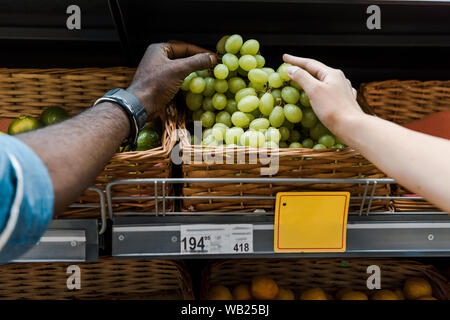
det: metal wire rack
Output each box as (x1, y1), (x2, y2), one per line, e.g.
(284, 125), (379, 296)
(105, 178), (448, 218)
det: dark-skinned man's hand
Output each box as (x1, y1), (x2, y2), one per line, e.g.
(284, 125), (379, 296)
(127, 41), (218, 119)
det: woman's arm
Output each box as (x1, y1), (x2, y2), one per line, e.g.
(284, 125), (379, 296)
(284, 54), (450, 213)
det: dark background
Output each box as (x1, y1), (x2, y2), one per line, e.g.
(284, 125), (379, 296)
(0, 0), (449, 85)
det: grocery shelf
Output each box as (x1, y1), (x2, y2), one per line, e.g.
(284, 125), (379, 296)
(13, 187), (106, 262)
(106, 178), (450, 259)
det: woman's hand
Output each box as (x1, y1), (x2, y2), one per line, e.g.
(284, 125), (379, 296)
(128, 41), (218, 118)
(283, 54), (365, 138)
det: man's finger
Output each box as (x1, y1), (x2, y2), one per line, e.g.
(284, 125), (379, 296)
(287, 66), (321, 94)
(166, 40), (215, 59)
(283, 54), (332, 81)
(174, 53), (216, 77)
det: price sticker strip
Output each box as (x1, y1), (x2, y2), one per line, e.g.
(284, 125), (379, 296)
(180, 224), (253, 255)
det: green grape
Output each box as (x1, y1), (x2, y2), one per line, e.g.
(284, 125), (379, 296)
(262, 67), (275, 75)
(269, 106), (285, 127)
(240, 130), (265, 147)
(240, 39), (260, 55)
(212, 93), (227, 110)
(300, 91), (311, 107)
(302, 138), (314, 149)
(181, 72), (197, 91)
(248, 82), (266, 92)
(192, 109), (203, 121)
(186, 92), (203, 111)
(301, 108), (318, 128)
(259, 92), (274, 116)
(214, 64), (229, 79)
(225, 99), (238, 114)
(237, 67), (248, 77)
(235, 87), (256, 102)
(333, 143), (345, 149)
(239, 55), (257, 71)
(310, 123), (330, 140)
(215, 111), (232, 127)
(228, 77), (246, 94)
(248, 69), (268, 84)
(249, 118), (270, 131)
(279, 141), (288, 148)
(216, 35), (230, 54)
(245, 113), (255, 123)
(203, 77), (216, 97)
(222, 53), (239, 71)
(225, 34), (243, 54)
(189, 76), (206, 94)
(289, 142), (302, 148)
(202, 96), (215, 111)
(196, 69), (211, 78)
(255, 54), (265, 68)
(289, 129), (301, 142)
(202, 135), (217, 146)
(283, 104), (303, 123)
(214, 122), (228, 131)
(203, 128), (213, 139)
(238, 95), (260, 112)
(214, 79), (228, 93)
(313, 143), (327, 150)
(200, 111), (215, 128)
(281, 86), (300, 104)
(279, 126), (290, 141)
(268, 73), (283, 88)
(277, 63), (292, 81)
(271, 89), (282, 101)
(225, 127), (244, 145)
(211, 127), (224, 141)
(281, 119), (294, 129)
(289, 80), (302, 91)
(318, 134), (335, 148)
(231, 111), (250, 128)
(264, 141), (279, 149)
(265, 127), (281, 143)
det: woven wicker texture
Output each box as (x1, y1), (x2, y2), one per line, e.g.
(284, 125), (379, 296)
(0, 257), (193, 300)
(179, 114), (390, 213)
(0, 68), (177, 217)
(201, 258), (449, 300)
(359, 80), (450, 212)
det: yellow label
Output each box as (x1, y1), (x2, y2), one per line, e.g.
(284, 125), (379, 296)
(274, 192), (350, 253)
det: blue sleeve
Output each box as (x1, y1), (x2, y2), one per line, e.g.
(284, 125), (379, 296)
(0, 134), (54, 263)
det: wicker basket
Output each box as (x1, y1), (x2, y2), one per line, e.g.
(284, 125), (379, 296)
(358, 80), (450, 212)
(0, 67), (177, 216)
(201, 258), (450, 300)
(0, 257), (193, 300)
(179, 114), (390, 213)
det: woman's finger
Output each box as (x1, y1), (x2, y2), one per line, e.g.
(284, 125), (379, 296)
(287, 66), (321, 94)
(283, 54), (332, 81)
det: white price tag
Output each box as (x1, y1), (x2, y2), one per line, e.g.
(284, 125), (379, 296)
(180, 224), (253, 255)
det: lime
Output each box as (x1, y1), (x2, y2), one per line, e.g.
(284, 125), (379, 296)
(40, 106), (68, 126)
(136, 127), (161, 151)
(8, 115), (43, 135)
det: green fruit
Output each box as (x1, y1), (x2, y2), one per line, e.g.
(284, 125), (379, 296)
(136, 127), (161, 151)
(40, 106), (68, 126)
(8, 115), (43, 135)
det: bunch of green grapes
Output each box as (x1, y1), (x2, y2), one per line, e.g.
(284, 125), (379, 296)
(182, 34), (346, 149)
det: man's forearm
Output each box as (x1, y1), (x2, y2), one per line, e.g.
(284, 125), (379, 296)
(18, 102), (130, 215)
(339, 114), (450, 212)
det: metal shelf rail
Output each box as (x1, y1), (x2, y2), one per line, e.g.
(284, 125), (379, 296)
(13, 186), (107, 262)
(105, 178), (450, 259)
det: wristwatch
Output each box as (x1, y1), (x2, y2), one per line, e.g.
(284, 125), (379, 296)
(93, 88), (147, 150)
